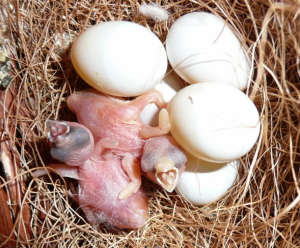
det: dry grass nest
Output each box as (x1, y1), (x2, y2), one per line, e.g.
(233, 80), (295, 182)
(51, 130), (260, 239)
(0, 0), (299, 247)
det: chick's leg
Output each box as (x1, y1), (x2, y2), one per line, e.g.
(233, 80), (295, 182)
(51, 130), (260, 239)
(140, 108), (171, 138)
(118, 155), (142, 200)
(121, 90), (166, 120)
(32, 164), (79, 180)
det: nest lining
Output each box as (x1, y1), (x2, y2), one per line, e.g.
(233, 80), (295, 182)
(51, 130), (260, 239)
(0, 0), (299, 247)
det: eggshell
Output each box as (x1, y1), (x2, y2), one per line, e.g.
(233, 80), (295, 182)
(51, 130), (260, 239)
(71, 21), (168, 97)
(166, 12), (251, 90)
(139, 72), (185, 125)
(168, 83), (260, 163)
(176, 156), (239, 205)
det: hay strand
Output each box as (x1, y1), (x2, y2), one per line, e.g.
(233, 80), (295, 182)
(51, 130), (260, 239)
(0, 0), (299, 247)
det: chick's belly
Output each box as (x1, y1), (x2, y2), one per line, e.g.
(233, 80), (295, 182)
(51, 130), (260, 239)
(78, 159), (147, 227)
(79, 159), (129, 205)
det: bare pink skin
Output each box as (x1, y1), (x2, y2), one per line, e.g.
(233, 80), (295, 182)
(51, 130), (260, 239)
(78, 158), (147, 229)
(67, 90), (167, 157)
(38, 121), (148, 229)
(66, 90), (187, 193)
(34, 91), (187, 229)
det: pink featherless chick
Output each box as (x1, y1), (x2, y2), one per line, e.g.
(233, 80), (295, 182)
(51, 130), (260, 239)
(34, 120), (148, 229)
(67, 90), (187, 196)
(34, 90), (187, 230)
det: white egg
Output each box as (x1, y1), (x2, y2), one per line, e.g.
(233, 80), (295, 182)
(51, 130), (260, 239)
(139, 72), (185, 125)
(166, 12), (251, 90)
(168, 83), (260, 163)
(71, 21), (168, 97)
(176, 155), (239, 205)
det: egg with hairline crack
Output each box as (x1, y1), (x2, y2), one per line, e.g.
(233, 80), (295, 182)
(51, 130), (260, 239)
(168, 82), (260, 163)
(166, 12), (251, 90)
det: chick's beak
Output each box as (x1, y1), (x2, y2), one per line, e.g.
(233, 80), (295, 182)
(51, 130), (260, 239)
(46, 120), (70, 143)
(154, 157), (179, 192)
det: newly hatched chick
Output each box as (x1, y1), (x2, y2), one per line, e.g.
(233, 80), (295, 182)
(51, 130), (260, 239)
(35, 90), (187, 229)
(67, 90), (187, 196)
(38, 120), (149, 229)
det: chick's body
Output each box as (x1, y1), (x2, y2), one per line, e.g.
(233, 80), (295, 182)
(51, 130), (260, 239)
(78, 154), (148, 229)
(42, 90), (187, 229)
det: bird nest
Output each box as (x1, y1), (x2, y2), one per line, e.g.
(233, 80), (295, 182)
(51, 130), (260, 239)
(0, 0), (299, 247)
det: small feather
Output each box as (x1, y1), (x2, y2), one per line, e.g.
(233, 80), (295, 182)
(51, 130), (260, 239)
(138, 3), (169, 22)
